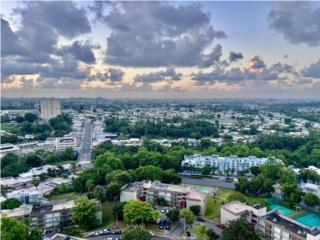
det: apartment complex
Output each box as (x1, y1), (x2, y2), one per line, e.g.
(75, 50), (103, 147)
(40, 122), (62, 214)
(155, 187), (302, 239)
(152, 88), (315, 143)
(120, 181), (207, 214)
(220, 202), (320, 240)
(55, 136), (78, 152)
(1, 199), (102, 230)
(182, 154), (280, 173)
(221, 201), (267, 227)
(262, 211), (320, 240)
(40, 99), (61, 120)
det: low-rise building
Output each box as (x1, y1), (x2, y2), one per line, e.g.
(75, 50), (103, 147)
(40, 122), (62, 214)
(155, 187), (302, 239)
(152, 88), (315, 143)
(55, 137), (77, 152)
(221, 201), (267, 228)
(0, 143), (21, 158)
(300, 183), (320, 198)
(261, 211), (320, 240)
(120, 181), (207, 214)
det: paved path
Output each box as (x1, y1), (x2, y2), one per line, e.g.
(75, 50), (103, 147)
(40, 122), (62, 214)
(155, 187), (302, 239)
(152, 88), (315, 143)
(181, 176), (235, 189)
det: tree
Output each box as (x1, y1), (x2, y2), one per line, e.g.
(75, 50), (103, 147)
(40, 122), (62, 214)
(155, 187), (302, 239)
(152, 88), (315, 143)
(1, 198), (22, 210)
(162, 169), (181, 184)
(135, 165), (163, 181)
(24, 113), (38, 123)
(227, 192), (246, 203)
(304, 193), (320, 208)
(25, 154), (43, 167)
(281, 183), (304, 207)
(105, 182), (121, 201)
(28, 228), (42, 240)
(198, 224), (207, 240)
(250, 166), (261, 176)
(123, 199), (160, 225)
(32, 178), (40, 190)
(180, 208), (195, 232)
(1, 217), (28, 240)
(202, 165), (212, 175)
(189, 205), (201, 216)
(64, 147), (74, 161)
(122, 226), (151, 240)
(113, 202), (127, 221)
(221, 219), (261, 240)
(72, 196), (98, 230)
(1, 153), (19, 169)
(106, 170), (132, 186)
(95, 152), (124, 174)
(166, 208), (180, 223)
(93, 185), (106, 202)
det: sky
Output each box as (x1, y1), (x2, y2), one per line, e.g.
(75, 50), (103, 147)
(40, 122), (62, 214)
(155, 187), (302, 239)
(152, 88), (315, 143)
(1, 1), (320, 99)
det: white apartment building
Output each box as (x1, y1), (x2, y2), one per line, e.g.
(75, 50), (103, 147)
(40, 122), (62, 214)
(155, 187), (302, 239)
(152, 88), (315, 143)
(182, 154), (280, 174)
(55, 137), (77, 152)
(40, 99), (61, 120)
(221, 201), (267, 227)
(300, 183), (320, 198)
(0, 143), (21, 158)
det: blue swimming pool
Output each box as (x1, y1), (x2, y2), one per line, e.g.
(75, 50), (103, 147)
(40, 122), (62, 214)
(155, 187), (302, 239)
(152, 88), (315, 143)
(267, 198), (294, 216)
(294, 213), (320, 227)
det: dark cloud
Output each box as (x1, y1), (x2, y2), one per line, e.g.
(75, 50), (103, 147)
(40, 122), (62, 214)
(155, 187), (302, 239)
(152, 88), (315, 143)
(302, 59), (320, 78)
(268, 2), (320, 46)
(100, 2), (226, 67)
(56, 41), (96, 64)
(1, 2), (92, 88)
(89, 68), (125, 82)
(134, 68), (182, 83)
(192, 59), (295, 85)
(229, 51), (244, 62)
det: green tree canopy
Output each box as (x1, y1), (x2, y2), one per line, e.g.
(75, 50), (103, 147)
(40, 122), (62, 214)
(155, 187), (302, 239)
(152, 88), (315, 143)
(72, 196), (98, 230)
(122, 226), (151, 240)
(222, 219), (261, 240)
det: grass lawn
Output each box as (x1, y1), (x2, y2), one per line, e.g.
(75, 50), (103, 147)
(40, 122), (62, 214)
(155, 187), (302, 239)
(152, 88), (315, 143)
(101, 200), (117, 227)
(47, 192), (81, 201)
(205, 188), (234, 222)
(205, 188), (267, 222)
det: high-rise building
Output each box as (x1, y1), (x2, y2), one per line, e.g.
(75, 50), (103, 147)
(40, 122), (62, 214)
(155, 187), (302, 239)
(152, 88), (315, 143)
(40, 99), (61, 120)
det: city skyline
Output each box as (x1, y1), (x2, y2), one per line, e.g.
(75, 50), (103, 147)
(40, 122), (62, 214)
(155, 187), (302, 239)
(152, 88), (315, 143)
(1, 1), (320, 99)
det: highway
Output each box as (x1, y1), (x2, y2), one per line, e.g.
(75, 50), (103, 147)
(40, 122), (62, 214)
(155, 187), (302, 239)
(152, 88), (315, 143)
(78, 120), (93, 168)
(181, 176), (235, 189)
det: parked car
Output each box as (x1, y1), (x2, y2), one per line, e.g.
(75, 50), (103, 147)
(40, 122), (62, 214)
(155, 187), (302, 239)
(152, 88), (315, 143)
(196, 216), (205, 221)
(217, 223), (225, 229)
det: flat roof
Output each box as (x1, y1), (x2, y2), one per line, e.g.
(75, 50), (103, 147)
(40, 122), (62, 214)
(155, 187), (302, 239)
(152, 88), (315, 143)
(222, 201), (251, 215)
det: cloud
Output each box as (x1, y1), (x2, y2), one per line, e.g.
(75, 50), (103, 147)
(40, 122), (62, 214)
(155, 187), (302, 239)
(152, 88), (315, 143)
(134, 67), (182, 83)
(56, 41), (96, 64)
(302, 59), (320, 78)
(99, 2), (226, 67)
(192, 57), (296, 85)
(229, 51), (244, 62)
(89, 68), (125, 83)
(268, 2), (320, 46)
(1, 2), (92, 88)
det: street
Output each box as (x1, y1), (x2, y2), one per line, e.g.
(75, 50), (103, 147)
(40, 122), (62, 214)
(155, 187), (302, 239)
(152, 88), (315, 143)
(78, 120), (93, 168)
(181, 176), (235, 189)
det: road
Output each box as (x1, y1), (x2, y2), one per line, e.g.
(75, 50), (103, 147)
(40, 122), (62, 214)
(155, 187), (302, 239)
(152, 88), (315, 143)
(78, 120), (93, 168)
(181, 176), (235, 189)
(87, 235), (170, 240)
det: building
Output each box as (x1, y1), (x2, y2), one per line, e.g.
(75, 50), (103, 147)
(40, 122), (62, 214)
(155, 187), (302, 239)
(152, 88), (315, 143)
(0, 143), (21, 158)
(182, 154), (281, 174)
(120, 181), (207, 214)
(1, 199), (102, 230)
(261, 211), (320, 240)
(50, 233), (86, 240)
(300, 183), (320, 198)
(221, 201), (267, 228)
(40, 99), (61, 120)
(55, 137), (77, 152)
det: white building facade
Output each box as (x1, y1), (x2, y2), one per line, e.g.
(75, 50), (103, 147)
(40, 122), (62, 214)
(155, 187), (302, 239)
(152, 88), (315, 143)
(40, 99), (61, 120)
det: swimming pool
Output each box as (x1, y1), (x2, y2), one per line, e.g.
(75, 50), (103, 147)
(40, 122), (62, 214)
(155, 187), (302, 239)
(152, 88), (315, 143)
(270, 203), (294, 215)
(267, 198), (294, 215)
(294, 213), (320, 227)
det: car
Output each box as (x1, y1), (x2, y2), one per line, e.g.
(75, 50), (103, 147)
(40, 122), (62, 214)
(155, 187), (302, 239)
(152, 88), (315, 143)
(160, 208), (166, 213)
(196, 216), (205, 221)
(217, 224), (225, 229)
(107, 238), (113, 240)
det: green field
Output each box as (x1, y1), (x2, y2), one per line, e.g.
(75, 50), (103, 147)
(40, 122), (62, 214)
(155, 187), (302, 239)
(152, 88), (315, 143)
(1, 123), (18, 133)
(47, 192), (81, 201)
